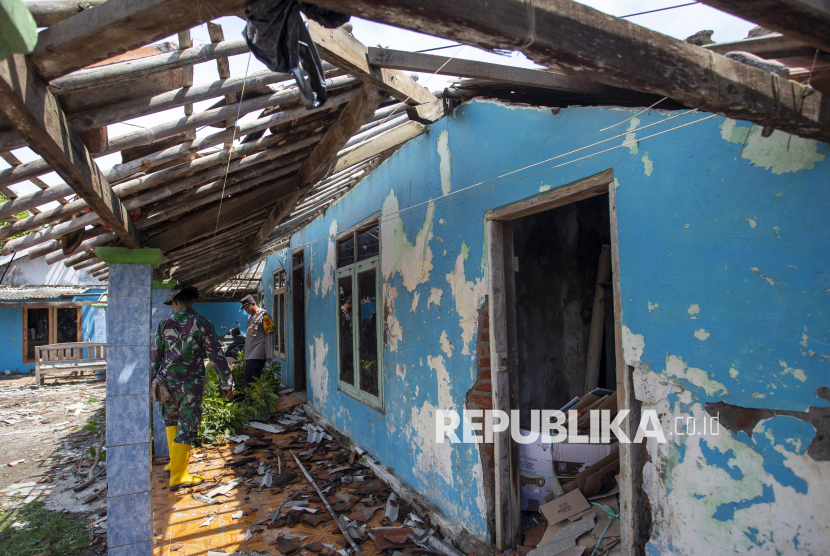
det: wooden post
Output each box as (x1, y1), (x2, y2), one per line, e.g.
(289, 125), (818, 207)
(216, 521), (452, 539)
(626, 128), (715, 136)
(584, 244), (612, 392)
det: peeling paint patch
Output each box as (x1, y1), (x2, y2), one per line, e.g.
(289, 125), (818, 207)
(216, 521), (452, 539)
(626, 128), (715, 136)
(622, 325), (644, 365)
(381, 190), (436, 292)
(409, 401), (455, 487)
(428, 354), (455, 411)
(688, 304), (700, 317)
(729, 368), (739, 379)
(411, 291), (420, 312)
(721, 119), (825, 174)
(624, 117), (640, 154)
(446, 254), (486, 356)
(440, 330), (453, 357)
(539, 184), (551, 192)
(694, 329), (710, 341)
(321, 220), (337, 297)
(747, 218), (757, 228)
(437, 129), (452, 196)
(648, 301), (658, 312)
(428, 287), (443, 307)
(779, 360), (807, 382)
(384, 283), (402, 352)
(665, 354), (727, 395)
(642, 152), (653, 176)
(396, 364), (406, 379)
(308, 334), (329, 408)
(750, 267), (777, 286)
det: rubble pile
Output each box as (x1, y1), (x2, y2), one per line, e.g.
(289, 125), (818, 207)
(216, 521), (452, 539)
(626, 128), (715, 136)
(519, 389), (622, 556)
(154, 398), (470, 556)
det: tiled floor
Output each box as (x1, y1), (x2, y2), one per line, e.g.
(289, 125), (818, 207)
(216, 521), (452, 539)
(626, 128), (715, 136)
(151, 394), (386, 556)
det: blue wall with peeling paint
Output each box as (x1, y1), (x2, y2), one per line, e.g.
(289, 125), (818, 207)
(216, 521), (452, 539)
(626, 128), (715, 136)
(261, 100), (830, 551)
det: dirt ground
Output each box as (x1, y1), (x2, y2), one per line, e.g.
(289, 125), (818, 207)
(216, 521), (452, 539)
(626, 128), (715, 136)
(0, 373), (109, 552)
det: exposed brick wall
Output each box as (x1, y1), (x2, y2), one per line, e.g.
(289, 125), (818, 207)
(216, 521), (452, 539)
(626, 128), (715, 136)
(465, 296), (495, 542)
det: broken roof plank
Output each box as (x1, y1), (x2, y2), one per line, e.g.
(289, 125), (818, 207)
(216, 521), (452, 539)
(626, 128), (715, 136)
(30, 0), (247, 79)
(368, 47), (609, 94)
(696, 0), (830, 54)
(702, 33), (818, 59)
(301, 0), (830, 143)
(0, 54), (139, 249)
(308, 21), (437, 105)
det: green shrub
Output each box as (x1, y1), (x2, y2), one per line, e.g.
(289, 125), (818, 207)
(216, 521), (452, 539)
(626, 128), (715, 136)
(243, 363), (281, 420)
(198, 365), (248, 445)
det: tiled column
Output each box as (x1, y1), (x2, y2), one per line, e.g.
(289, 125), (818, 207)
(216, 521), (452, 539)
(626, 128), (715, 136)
(150, 281), (176, 458)
(97, 248), (162, 556)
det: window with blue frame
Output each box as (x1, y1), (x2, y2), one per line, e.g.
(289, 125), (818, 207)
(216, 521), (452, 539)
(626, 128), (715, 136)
(336, 221), (382, 410)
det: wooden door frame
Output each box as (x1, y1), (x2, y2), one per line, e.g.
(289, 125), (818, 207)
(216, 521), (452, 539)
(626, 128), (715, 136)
(485, 169), (645, 552)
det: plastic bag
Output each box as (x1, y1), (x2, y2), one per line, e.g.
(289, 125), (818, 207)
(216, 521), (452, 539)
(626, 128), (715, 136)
(244, 0), (350, 109)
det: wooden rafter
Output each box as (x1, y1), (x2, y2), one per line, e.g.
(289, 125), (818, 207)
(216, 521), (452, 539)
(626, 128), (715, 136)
(301, 0), (830, 142)
(696, 0), (830, 54)
(368, 47), (609, 93)
(0, 54), (139, 248)
(29, 0), (247, 79)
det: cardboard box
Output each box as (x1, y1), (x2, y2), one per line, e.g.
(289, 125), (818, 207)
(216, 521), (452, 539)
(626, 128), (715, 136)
(520, 453), (555, 511)
(550, 440), (618, 475)
(540, 489), (591, 524)
(518, 429), (554, 461)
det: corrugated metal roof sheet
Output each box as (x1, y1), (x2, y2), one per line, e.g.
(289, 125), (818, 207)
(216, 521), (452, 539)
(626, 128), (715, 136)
(0, 285), (94, 300)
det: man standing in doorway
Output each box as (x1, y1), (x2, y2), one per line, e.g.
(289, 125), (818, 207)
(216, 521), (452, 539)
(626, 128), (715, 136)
(240, 294), (275, 384)
(151, 282), (234, 490)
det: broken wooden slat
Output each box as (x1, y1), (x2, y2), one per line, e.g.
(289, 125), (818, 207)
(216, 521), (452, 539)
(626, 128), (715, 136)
(583, 245), (612, 392)
(300, 0), (830, 143)
(331, 120), (425, 174)
(0, 54), (139, 249)
(368, 47), (609, 94)
(308, 21), (436, 105)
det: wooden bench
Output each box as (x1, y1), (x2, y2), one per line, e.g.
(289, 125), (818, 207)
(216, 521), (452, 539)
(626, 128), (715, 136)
(35, 342), (107, 385)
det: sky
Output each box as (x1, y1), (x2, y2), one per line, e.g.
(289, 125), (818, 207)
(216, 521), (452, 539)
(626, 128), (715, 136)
(3, 1), (759, 210)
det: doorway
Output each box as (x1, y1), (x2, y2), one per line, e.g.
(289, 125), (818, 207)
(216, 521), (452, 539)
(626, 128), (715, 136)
(23, 306), (82, 362)
(292, 250), (307, 392)
(486, 170), (647, 552)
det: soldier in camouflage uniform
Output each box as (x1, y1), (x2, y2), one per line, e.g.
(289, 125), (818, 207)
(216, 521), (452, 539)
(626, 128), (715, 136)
(151, 282), (234, 490)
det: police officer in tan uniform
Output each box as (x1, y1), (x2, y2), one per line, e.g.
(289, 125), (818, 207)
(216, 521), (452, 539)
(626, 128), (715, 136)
(240, 294), (275, 383)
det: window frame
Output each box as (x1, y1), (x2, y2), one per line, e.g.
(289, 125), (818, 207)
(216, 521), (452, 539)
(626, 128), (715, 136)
(335, 221), (384, 411)
(272, 270), (287, 360)
(22, 306), (83, 363)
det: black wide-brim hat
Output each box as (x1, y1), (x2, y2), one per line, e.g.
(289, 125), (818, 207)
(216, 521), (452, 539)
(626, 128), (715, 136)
(164, 282), (199, 305)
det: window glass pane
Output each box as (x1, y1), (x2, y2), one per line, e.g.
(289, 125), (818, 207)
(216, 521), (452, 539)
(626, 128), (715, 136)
(338, 236), (355, 268)
(26, 308), (50, 360)
(56, 308), (78, 343)
(338, 276), (354, 386)
(357, 268), (379, 397)
(278, 293), (285, 354)
(357, 225), (379, 261)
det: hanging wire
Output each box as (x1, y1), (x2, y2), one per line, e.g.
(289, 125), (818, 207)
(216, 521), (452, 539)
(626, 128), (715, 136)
(620, 2), (698, 18)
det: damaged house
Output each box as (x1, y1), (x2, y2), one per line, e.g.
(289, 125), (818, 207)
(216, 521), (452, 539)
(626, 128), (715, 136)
(1, 0), (829, 555)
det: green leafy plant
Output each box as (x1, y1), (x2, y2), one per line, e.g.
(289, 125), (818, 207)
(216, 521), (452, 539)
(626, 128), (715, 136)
(243, 363), (281, 420)
(230, 348), (246, 388)
(198, 366), (248, 445)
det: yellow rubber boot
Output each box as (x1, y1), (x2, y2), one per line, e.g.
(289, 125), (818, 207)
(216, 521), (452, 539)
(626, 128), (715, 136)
(163, 426), (177, 471)
(168, 442), (204, 491)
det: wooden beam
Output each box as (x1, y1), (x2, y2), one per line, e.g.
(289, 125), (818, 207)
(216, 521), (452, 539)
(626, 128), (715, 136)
(23, 1), (107, 27)
(331, 119), (424, 174)
(696, 0), (830, 54)
(308, 20), (437, 105)
(405, 99), (448, 124)
(29, 0), (247, 79)
(368, 47), (609, 93)
(300, 84), (385, 185)
(301, 0), (830, 142)
(702, 33), (817, 59)
(0, 54), (139, 248)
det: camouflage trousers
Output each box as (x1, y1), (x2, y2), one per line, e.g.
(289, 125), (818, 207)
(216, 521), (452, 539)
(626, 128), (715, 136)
(157, 375), (204, 445)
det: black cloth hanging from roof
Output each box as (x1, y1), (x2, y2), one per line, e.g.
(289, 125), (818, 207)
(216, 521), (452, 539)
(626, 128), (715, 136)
(243, 0), (350, 109)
